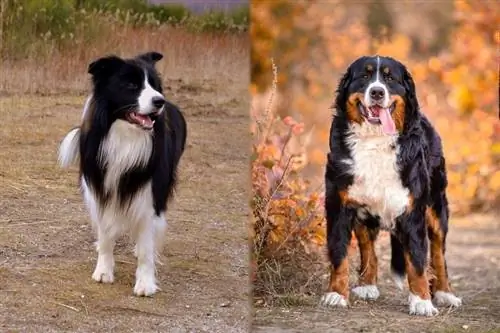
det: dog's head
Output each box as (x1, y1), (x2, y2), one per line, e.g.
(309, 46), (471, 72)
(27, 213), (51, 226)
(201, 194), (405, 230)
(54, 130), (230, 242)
(87, 51), (165, 131)
(335, 55), (418, 134)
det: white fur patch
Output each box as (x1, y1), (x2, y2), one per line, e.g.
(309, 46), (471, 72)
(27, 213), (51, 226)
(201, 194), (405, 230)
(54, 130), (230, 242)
(346, 122), (410, 230)
(320, 292), (348, 307)
(138, 71), (164, 115)
(58, 128), (80, 168)
(100, 120), (153, 193)
(364, 56), (390, 108)
(81, 94), (93, 120)
(408, 293), (438, 316)
(433, 291), (462, 307)
(352, 285), (380, 300)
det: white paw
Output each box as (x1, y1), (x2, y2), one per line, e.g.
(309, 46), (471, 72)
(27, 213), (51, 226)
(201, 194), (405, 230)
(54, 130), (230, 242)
(320, 292), (348, 307)
(352, 285), (380, 300)
(409, 293), (439, 316)
(434, 291), (462, 307)
(133, 276), (158, 297)
(92, 265), (114, 283)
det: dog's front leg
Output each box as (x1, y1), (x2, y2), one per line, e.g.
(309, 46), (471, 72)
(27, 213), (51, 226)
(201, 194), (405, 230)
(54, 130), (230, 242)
(320, 188), (356, 307)
(133, 218), (159, 297)
(92, 222), (117, 283)
(397, 205), (438, 316)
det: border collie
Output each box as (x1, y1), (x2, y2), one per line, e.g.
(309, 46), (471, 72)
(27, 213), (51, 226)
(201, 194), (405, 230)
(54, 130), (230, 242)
(320, 56), (462, 315)
(58, 51), (187, 296)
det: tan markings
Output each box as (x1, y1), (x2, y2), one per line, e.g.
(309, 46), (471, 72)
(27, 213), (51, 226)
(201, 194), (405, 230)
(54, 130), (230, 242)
(81, 98), (96, 134)
(339, 189), (359, 207)
(366, 64), (373, 72)
(383, 66), (390, 74)
(346, 92), (364, 124)
(354, 223), (378, 285)
(390, 95), (405, 132)
(426, 206), (452, 293)
(327, 257), (350, 299)
(404, 251), (431, 300)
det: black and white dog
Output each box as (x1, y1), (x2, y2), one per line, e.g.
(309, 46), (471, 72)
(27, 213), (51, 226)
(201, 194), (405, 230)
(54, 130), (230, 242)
(321, 56), (461, 315)
(58, 51), (187, 296)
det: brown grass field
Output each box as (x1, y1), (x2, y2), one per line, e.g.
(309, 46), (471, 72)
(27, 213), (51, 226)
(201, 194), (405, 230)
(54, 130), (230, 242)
(0, 28), (250, 332)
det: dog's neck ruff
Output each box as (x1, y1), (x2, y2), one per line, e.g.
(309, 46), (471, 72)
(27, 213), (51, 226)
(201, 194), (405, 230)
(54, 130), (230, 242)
(345, 122), (410, 230)
(99, 120), (153, 194)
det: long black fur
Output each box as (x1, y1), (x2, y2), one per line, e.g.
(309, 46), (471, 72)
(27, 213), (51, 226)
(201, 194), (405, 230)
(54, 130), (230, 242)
(79, 52), (187, 216)
(325, 56), (450, 281)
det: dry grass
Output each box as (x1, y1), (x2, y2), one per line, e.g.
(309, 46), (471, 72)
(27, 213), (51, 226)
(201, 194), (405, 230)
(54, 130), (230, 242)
(0, 18), (250, 331)
(0, 26), (248, 94)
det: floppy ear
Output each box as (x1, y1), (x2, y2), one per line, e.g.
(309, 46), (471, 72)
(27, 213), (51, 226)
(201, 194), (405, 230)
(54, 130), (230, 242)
(88, 55), (124, 76)
(333, 67), (352, 113)
(402, 65), (419, 113)
(137, 51), (163, 65)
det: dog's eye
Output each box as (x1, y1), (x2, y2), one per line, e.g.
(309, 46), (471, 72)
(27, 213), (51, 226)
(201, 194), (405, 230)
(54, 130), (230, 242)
(384, 74), (393, 82)
(362, 74), (369, 79)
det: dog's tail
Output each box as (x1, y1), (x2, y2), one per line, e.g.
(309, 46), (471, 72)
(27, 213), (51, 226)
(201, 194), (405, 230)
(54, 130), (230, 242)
(58, 127), (81, 168)
(390, 234), (406, 290)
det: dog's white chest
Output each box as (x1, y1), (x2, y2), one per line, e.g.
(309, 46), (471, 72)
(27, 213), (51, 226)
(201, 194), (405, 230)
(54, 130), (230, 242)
(346, 125), (410, 229)
(100, 120), (153, 192)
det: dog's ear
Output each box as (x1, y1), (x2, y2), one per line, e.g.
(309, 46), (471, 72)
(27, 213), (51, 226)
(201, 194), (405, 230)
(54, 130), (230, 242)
(333, 67), (352, 113)
(88, 55), (124, 77)
(137, 52), (163, 65)
(402, 64), (419, 113)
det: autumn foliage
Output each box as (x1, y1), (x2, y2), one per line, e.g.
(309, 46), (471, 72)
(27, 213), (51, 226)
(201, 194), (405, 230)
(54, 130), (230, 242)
(250, 0), (499, 297)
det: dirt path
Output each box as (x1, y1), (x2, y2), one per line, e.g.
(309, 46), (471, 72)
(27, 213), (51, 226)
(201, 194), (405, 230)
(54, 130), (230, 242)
(252, 214), (500, 333)
(0, 76), (249, 332)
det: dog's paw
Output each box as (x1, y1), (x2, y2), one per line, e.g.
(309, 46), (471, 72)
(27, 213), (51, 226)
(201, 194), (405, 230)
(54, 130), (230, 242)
(352, 285), (380, 301)
(320, 292), (348, 307)
(434, 291), (462, 307)
(92, 265), (114, 283)
(409, 293), (439, 316)
(133, 276), (158, 297)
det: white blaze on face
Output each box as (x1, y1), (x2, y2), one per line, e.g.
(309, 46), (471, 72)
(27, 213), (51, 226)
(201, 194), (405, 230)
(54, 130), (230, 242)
(364, 56), (390, 108)
(137, 71), (164, 115)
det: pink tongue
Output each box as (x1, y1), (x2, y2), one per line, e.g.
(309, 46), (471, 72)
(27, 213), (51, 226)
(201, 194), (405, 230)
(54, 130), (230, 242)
(379, 107), (397, 135)
(131, 113), (153, 128)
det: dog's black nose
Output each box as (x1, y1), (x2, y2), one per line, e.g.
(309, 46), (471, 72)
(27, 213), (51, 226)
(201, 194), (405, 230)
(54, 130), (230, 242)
(369, 87), (385, 101)
(152, 96), (165, 109)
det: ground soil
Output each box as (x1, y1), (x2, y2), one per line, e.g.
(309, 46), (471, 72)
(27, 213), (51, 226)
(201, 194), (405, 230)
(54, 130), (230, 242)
(0, 76), (250, 332)
(252, 214), (500, 333)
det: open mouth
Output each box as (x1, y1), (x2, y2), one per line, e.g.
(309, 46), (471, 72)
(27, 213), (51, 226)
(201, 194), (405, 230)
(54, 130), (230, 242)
(357, 101), (397, 135)
(357, 102), (396, 124)
(126, 111), (160, 130)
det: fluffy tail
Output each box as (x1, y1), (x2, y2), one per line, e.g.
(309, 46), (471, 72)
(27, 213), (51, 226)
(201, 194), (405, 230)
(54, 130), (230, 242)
(390, 234), (406, 290)
(58, 127), (81, 168)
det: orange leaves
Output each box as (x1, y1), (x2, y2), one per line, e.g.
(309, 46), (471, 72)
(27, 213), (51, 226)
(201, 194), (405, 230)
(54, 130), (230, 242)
(252, 0), (499, 258)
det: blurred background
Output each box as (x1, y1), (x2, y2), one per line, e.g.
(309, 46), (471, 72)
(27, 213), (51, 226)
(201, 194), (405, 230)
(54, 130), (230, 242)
(0, 0), (248, 93)
(250, 0), (499, 311)
(251, 0), (498, 214)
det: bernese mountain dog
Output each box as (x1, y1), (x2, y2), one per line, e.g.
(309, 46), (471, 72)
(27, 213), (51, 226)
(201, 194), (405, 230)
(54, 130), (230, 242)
(58, 51), (187, 297)
(320, 56), (462, 316)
